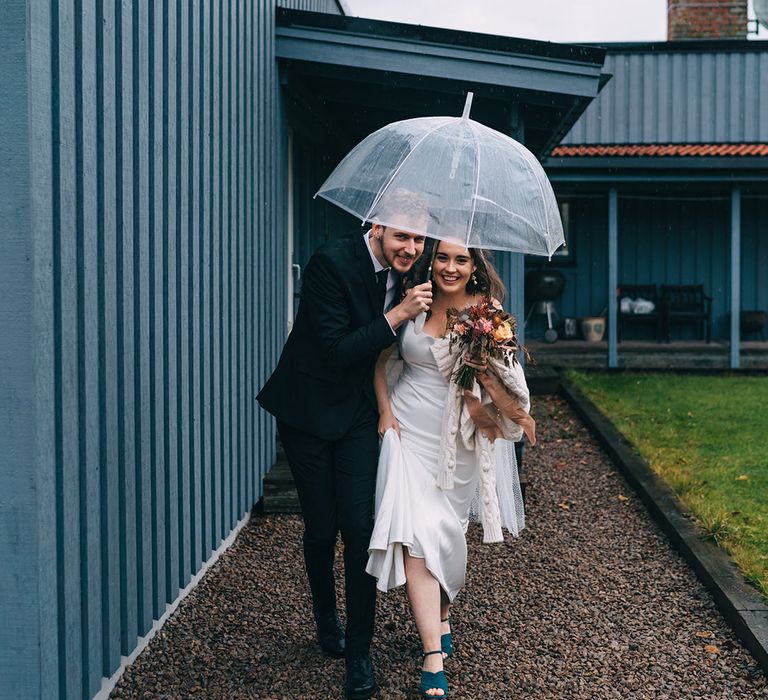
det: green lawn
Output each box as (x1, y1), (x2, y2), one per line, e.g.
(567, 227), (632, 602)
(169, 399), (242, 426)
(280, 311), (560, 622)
(565, 370), (768, 597)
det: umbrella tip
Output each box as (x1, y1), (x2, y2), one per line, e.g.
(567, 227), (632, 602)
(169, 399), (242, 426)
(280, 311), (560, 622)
(462, 92), (474, 120)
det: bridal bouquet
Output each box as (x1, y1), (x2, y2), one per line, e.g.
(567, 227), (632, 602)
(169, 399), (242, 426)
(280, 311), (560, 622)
(447, 297), (520, 389)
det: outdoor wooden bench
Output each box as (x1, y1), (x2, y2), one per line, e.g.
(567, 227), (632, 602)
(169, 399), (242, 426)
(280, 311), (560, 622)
(661, 284), (713, 343)
(617, 284), (663, 341)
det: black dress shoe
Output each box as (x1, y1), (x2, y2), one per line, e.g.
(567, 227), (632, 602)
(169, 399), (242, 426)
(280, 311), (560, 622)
(345, 655), (379, 699)
(315, 609), (345, 658)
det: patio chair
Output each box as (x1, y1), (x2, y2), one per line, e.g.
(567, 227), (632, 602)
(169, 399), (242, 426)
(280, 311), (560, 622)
(617, 284), (662, 341)
(661, 284), (712, 343)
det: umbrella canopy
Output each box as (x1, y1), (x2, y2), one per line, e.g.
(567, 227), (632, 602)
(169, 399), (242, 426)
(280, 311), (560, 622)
(316, 94), (564, 257)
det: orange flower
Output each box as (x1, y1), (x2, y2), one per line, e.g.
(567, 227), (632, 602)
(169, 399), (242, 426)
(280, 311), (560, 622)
(492, 321), (513, 342)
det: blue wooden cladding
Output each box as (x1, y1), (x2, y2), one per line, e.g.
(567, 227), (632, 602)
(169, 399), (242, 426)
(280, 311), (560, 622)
(543, 190), (768, 341)
(277, 0), (344, 12)
(1, 1), (290, 697)
(563, 46), (768, 145)
(1, 1), (38, 698)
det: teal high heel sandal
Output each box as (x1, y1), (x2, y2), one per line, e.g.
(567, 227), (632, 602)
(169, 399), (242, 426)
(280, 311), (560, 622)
(440, 617), (453, 659)
(420, 650), (448, 698)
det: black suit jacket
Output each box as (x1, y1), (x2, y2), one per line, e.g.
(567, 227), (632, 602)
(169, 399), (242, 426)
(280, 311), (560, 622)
(257, 233), (399, 441)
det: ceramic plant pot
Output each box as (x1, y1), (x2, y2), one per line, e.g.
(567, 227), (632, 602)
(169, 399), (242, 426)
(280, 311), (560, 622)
(581, 316), (606, 342)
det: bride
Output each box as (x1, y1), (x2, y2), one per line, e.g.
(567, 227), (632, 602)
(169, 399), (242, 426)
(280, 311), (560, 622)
(366, 239), (535, 698)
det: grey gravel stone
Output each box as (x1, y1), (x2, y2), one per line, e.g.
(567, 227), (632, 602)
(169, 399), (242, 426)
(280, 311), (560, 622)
(111, 396), (767, 699)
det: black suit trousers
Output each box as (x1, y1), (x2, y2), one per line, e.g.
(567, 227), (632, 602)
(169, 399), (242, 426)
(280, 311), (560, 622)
(277, 395), (379, 656)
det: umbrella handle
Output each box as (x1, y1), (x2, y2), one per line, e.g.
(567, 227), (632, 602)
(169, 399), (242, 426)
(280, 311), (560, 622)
(425, 241), (440, 284)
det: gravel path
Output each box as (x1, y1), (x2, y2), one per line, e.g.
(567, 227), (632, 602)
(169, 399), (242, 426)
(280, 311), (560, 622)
(112, 396), (767, 699)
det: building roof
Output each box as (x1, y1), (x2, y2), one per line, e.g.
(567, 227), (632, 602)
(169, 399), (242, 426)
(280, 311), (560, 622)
(551, 143), (768, 157)
(276, 9), (608, 157)
(278, 9), (606, 65)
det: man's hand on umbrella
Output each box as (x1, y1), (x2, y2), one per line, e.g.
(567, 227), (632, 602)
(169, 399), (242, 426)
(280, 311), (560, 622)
(387, 282), (433, 328)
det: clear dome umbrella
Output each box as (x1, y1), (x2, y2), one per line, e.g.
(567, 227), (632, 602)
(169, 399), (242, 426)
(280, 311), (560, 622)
(315, 93), (564, 257)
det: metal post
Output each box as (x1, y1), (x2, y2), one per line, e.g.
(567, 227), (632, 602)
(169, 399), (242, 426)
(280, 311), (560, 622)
(608, 188), (618, 368)
(510, 252), (525, 354)
(730, 186), (741, 369)
(508, 103), (526, 363)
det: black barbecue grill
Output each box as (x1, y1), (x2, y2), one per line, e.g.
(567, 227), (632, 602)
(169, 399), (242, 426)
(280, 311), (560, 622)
(524, 268), (565, 342)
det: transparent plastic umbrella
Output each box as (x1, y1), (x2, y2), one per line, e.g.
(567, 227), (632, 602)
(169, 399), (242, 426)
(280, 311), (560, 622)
(315, 93), (564, 257)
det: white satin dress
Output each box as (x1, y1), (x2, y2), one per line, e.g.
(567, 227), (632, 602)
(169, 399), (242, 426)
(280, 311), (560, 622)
(366, 317), (479, 601)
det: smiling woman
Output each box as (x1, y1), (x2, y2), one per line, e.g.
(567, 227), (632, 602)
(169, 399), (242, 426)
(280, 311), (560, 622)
(432, 244), (475, 293)
(368, 236), (532, 698)
(407, 240), (507, 305)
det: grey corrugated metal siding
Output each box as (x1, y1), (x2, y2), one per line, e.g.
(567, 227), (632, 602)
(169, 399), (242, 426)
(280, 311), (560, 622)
(2, 1), (288, 697)
(563, 49), (768, 144)
(277, 0), (344, 13)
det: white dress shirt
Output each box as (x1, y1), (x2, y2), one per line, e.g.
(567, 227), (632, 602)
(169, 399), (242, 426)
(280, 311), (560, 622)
(364, 231), (397, 335)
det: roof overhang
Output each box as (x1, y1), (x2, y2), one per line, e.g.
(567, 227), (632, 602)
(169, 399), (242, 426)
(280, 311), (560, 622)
(276, 9), (608, 158)
(545, 148), (768, 183)
(546, 155), (768, 171)
(547, 166), (768, 184)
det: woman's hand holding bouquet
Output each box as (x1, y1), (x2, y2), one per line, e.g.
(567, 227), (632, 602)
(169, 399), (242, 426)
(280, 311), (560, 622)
(475, 370), (536, 446)
(448, 298), (536, 446)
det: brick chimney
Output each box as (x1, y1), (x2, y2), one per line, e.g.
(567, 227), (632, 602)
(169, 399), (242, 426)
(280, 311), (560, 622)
(668, 0), (748, 39)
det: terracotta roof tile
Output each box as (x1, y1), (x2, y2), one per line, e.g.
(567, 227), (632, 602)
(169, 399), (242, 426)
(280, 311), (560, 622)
(550, 143), (768, 158)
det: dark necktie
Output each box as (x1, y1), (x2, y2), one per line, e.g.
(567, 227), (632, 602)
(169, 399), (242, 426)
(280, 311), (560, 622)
(376, 269), (389, 308)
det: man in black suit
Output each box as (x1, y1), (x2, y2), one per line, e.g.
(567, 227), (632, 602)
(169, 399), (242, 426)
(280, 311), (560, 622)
(258, 201), (432, 699)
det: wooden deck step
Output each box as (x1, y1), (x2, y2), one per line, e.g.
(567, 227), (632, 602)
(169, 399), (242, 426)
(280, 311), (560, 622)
(526, 339), (768, 370)
(262, 442), (301, 514)
(526, 364), (560, 395)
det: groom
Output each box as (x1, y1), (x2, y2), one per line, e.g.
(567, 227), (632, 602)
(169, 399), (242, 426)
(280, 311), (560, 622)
(258, 193), (431, 699)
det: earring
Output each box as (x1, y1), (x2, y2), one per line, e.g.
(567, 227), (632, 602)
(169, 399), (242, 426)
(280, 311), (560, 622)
(471, 272), (478, 288)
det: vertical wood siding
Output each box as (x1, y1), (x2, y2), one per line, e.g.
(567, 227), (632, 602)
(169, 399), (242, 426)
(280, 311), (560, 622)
(277, 0), (344, 13)
(1, 1), (38, 697)
(563, 49), (768, 144)
(543, 191), (767, 341)
(741, 195), (768, 315)
(10, 1), (288, 697)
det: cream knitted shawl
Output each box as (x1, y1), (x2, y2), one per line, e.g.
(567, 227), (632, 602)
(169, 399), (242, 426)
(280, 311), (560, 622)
(430, 336), (530, 543)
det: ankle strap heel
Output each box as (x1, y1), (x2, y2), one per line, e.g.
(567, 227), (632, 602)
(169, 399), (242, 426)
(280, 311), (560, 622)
(420, 650), (448, 698)
(440, 618), (453, 659)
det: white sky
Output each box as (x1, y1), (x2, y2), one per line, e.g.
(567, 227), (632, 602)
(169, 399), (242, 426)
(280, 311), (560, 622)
(343, 0), (768, 43)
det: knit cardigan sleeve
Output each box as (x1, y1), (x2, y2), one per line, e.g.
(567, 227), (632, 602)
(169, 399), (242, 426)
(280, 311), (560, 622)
(485, 354), (530, 443)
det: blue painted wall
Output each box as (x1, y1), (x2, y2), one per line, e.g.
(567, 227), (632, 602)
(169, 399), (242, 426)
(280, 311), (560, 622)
(278, 0), (344, 12)
(742, 195), (768, 317)
(1, 1), (292, 697)
(0, 1), (38, 698)
(531, 189), (768, 341)
(563, 45), (768, 145)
